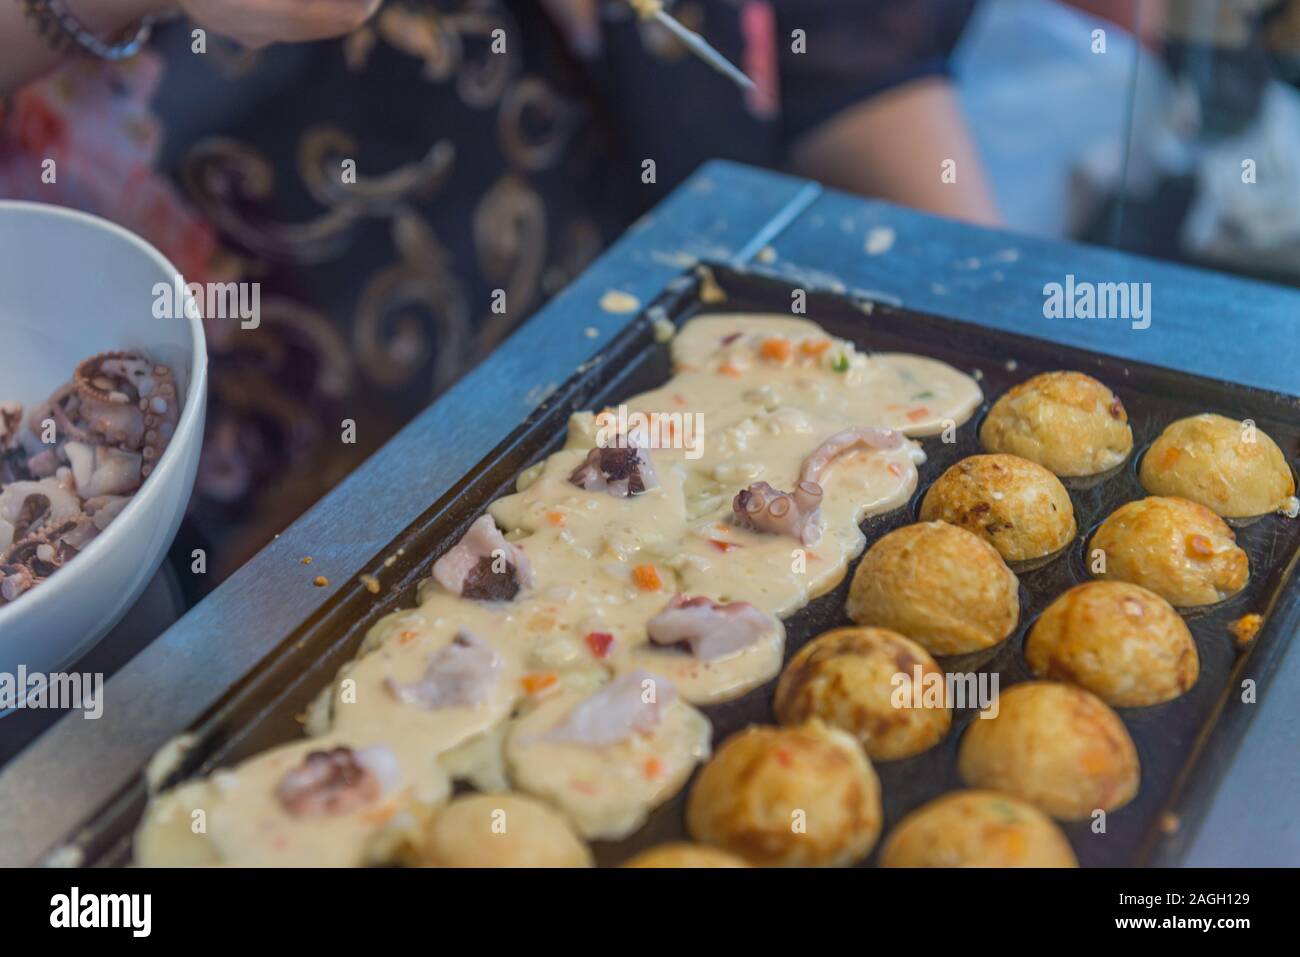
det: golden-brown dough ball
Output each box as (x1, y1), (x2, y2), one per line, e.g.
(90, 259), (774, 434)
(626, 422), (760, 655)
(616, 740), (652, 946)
(419, 793), (592, 868)
(980, 371), (1133, 476)
(774, 626), (951, 761)
(621, 843), (750, 868)
(1140, 413), (1295, 518)
(957, 682), (1139, 820)
(879, 790), (1078, 867)
(846, 521), (1019, 656)
(920, 454), (1076, 562)
(1089, 496), (1249, 607)
(1025, 581), (1198, 707)
(687, 721), (881, 867)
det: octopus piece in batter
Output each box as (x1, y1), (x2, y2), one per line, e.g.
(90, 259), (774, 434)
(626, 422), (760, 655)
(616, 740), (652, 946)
(277, 745), (399, 817)
(433, 514), (535, 600)
(506, 671), (711, 839)
(384, 630), (501, 710)
(139, 737), (446, 867)
(542, 669), (676, 747)
(224, 740), (442, 866)
(629, 595), (787, 705)
(569, 439), (659, 497)
(731, 480), (824, 545)
(799, 425), (910, 485)
(726, 425), (914, 546)
(645, 594), (778, 661)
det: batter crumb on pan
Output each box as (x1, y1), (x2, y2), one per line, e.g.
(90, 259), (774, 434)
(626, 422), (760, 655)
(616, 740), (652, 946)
(696, 265), (726, 303)
(1159, 812), (1181, 835)
(360, 574), (381, 595)
(864, 226), (895, 256)
(301, 556), (313, 565)
(1230, 613), (1263, 649)
(599, 290), (640, 314)
(313, 576), (329, 587)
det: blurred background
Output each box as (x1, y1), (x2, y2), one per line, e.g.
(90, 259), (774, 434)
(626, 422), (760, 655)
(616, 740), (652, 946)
(960, 0), (1300, 284)
(1, 0), (1296, 591)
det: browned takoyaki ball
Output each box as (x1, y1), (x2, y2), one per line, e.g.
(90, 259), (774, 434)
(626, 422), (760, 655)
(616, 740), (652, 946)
(1089, 496), (1249, 607)
(687, 721), (881, 867)
(621, 843), (750, 868)
(920, 454), (1077, 562)
(980, 371), (1133, 476)
(879, 789), (1078, 867)
(846, 521), (1019, 656)
(775, 626), (951, 761)
(1025, 581), (1198, 707)
(957, 681), (1140, 820)
(1140, 413), (1295, 518)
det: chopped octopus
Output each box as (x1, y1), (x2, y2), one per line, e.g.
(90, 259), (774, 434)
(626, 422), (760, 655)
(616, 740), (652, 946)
(0, 351), (178, 607)
(798, 425), (907, 485)
(543, 670), (677, 747)
(276, 745), (400, 817)
(646, 594), (776, 661)
(432, 514), (534, 601)
(569, 438), (658, 497)
(0, 516), (98, 603)
(384, 630), (501, 709)
(732, 479), (824, 545)
(0, 475), (83, 552)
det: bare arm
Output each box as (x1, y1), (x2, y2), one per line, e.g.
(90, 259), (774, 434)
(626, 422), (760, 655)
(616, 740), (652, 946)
(788, 76), (1002, 228)
(0, 1), (165, 94)
(1, 0), (382, 97)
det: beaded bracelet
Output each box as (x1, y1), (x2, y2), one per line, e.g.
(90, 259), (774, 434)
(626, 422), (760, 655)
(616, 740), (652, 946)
(19, 0), (155, 61)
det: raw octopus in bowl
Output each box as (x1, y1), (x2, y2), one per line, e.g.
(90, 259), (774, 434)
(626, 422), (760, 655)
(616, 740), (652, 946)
(0, 352), (180, 604)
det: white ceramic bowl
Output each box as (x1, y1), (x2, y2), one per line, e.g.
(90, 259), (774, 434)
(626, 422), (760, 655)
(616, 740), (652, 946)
(0, 201), (206, 680)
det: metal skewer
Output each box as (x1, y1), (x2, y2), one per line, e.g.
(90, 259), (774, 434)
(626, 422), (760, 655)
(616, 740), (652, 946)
(629, 1), (755, 92)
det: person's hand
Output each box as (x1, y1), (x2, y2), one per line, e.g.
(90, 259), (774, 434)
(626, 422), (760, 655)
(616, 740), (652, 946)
(175, 0), (382, 49)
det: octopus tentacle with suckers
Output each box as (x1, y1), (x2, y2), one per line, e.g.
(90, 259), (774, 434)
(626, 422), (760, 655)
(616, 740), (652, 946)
(0, 351), (178, 607)
(732, 479), (824, 546)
